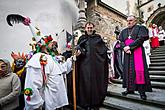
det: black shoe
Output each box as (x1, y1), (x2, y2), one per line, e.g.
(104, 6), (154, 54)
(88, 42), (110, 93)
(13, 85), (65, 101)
(122, 91), (134, 96)
(140, 93), (147, 100)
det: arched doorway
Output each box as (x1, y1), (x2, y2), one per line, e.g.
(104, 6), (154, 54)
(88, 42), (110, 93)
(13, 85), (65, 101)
(147, 6), (165, 29)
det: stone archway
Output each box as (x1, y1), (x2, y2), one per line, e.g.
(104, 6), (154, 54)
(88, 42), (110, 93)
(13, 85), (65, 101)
(146, 6), (165, 29)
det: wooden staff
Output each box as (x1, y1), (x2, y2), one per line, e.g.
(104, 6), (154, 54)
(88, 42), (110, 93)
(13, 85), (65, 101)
(72, 30), (77, 110)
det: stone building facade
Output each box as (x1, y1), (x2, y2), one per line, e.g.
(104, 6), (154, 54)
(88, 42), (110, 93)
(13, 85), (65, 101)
(75, 0), (127, 48)
(87, 1), (127, 46)
(126, 0), (165, 28)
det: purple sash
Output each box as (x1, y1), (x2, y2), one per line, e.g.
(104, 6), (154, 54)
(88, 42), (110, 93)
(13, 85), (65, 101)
(125, 38), (145, 84)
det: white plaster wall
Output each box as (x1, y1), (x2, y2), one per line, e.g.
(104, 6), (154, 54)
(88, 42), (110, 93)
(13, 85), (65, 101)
(0, 0), (78, 62)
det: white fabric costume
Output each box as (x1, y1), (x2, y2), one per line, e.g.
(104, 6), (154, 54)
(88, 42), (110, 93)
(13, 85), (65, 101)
(158, 29), (165, 41)
(148, 27), (153, 38)
(143, 40), (151, 67)
(24, 53), (72, 110)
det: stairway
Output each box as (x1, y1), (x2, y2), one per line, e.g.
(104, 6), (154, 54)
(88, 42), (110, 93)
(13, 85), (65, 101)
(102, 45), (165, 110)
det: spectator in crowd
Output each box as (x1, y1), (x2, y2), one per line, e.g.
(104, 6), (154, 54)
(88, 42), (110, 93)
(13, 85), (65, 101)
(158, 26), (165, 46)
(111, 26), (123, 79)
(149, 23), (159, 49)
(0, 59), (21, 110)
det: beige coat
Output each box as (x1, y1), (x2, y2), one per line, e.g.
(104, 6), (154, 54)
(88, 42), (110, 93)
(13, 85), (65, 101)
(0, 59), (21, 110)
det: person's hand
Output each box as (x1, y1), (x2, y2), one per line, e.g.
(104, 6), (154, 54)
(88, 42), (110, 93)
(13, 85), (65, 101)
(124, 46), (130, 52)
(23, 17), (31, 26)
(75, 50), (81, 56)
(126, 50), (131, 54)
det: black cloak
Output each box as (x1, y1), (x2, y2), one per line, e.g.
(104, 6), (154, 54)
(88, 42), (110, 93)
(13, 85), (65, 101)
(76, 32), (109, 107)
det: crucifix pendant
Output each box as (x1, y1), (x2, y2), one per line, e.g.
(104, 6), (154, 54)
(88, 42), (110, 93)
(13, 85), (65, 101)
(128, 35), (131, 39)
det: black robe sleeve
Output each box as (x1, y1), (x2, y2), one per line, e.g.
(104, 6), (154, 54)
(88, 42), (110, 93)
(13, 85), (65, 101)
(119, 29), (126, 49)
(129, 25), (149, 50)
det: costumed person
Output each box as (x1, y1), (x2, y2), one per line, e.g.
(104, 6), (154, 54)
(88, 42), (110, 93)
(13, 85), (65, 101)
(0, 59), (21, 110)
(24, 36), (74, 110)
(11, 52), (27, 110)
(111, 26), (123, 79)
(6, 14), (79, 110)
(76, 22), (109, 110)
(150, 23), (159, 49)
(119, 15), (152, 100)
(158, 26), (165, 46)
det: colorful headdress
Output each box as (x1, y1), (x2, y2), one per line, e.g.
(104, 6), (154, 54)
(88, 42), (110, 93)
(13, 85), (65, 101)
(11, 52), (26, 62)
(11, 52), (27, 76)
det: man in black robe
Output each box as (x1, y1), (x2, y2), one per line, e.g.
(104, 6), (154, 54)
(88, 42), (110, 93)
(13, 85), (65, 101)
(119, 15), (152, 100)
(76, 22), (109, 110)
(111, 26), (123, 79)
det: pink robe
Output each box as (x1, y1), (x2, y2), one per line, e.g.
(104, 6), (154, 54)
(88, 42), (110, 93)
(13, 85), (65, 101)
(125, 38), (145, 84)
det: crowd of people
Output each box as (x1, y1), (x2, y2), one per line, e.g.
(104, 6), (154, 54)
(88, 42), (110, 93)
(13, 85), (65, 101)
(1, 15), (165, 110)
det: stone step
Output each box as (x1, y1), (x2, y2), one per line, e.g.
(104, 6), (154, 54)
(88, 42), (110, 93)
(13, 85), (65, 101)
(149, 66), (165, 70)
(150, 53), (165, 57)
(152, 48), (165, 52)
(104, 84), (165, 110)
(99, 106), (113, 110)
(151, 53), (165, 57)
(149, 70), (165, 75)
(64, 104), (111, 110)
(150, 56), (165, 59)
(152, 48), (165, 51)
(102, 102), (132, 110)
(151, 51), (165, 54)
(149, 62), (165, 66)
(110, 79), (165, 89)
(151, 81), (165, 89)
(104, 95), (163, 110)
(150, 59), (165, 62)
(150, 75), (165, 82)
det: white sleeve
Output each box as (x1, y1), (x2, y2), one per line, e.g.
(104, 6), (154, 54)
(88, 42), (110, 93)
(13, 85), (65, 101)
(61, 57), (72, 74)
(148, 28), (153, 38)
(24, 67), (44, 110)
(163, 30), (165, 37)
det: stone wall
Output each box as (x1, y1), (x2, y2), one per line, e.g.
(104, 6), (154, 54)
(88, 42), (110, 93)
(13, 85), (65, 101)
(86, 0), (127, 48)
